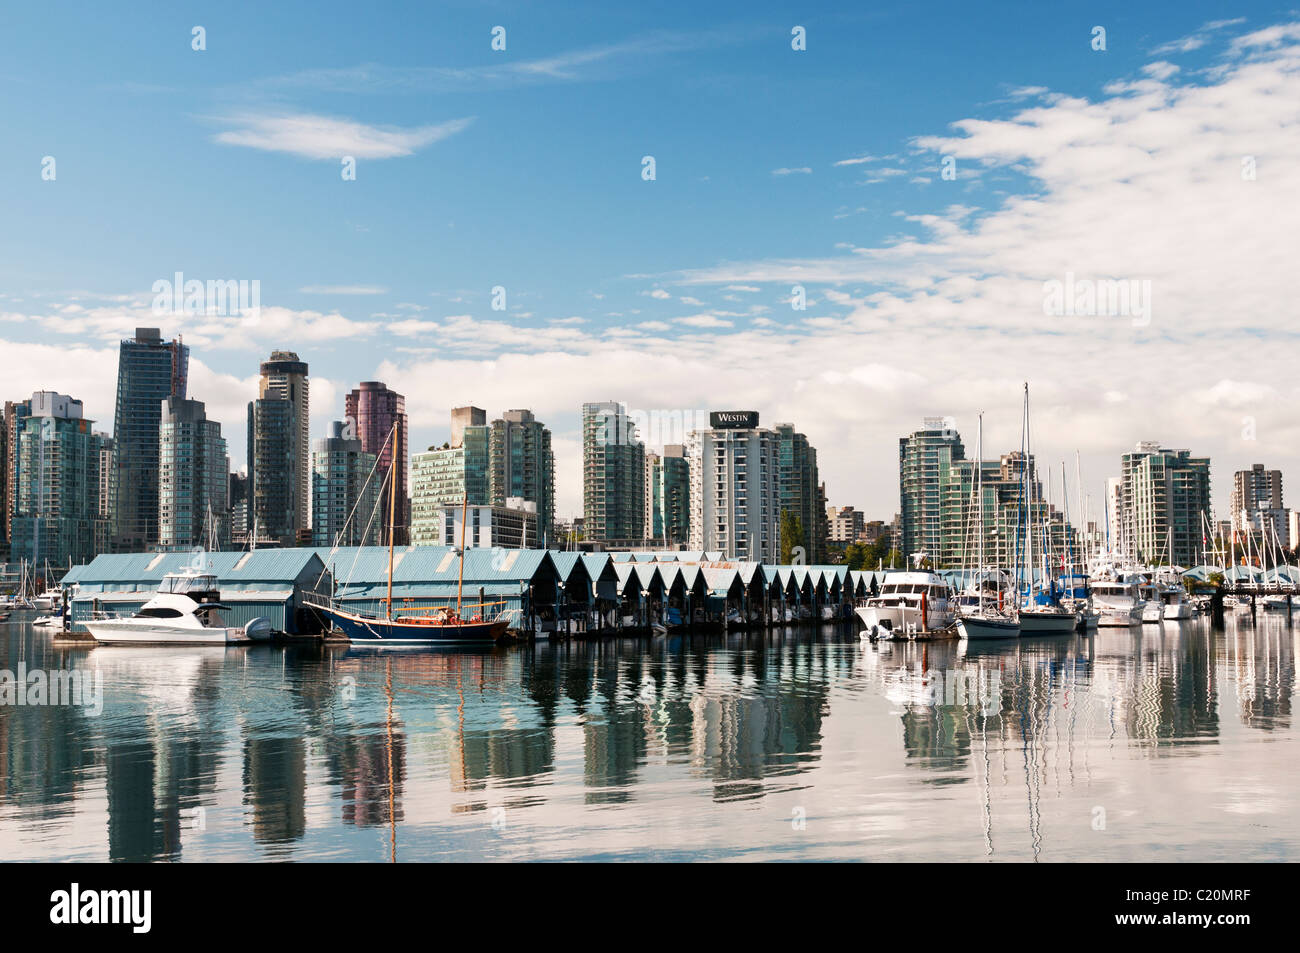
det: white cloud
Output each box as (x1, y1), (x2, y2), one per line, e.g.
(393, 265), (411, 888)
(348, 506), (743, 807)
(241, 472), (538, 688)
(772, 167), (812, 176)
(675, 314), (734, 328)
(213, 113), (474, 159)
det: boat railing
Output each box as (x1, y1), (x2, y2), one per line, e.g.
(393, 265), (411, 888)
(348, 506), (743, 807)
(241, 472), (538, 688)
(392, 600), (511, 621)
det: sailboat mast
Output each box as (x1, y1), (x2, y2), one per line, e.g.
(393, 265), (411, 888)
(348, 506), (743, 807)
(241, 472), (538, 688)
(385, 423), (398, 621)
(1024, 383), (1033, 602)
(976, 413), (984, 611)
(457, 491), (468, 614)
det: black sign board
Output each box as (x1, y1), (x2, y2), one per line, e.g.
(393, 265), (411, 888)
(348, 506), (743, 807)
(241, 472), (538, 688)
(709, 411), (759, 429)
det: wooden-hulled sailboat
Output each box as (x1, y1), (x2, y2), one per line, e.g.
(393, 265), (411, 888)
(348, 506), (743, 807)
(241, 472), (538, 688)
(318, 441), (510, 645)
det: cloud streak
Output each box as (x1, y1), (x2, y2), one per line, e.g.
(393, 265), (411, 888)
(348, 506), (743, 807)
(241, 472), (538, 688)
(213, 113), (473, 159)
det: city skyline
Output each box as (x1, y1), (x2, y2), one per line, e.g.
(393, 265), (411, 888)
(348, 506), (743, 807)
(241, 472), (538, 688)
(3, 7), (1299, 522)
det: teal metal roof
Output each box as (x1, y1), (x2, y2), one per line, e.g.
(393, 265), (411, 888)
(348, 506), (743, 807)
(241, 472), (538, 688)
(66, 549), (326, 592)
(1265, 565), (1300, 583)
(314, 545), (554, 587)
(702, 566), (743, 596)
(1224, 566), (1265, 582)
(580, 553), (618, 582)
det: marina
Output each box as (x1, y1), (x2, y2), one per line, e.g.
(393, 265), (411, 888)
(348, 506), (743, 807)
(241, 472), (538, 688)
(1, 611), (1296, 862)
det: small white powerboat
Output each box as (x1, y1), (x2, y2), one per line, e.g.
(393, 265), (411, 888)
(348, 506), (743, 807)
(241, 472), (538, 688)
(84, 569), (270, 646)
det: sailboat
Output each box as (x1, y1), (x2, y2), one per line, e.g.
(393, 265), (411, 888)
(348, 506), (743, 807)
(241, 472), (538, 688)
(316, 441), (510, 645)
(957, 413), (1020, 640)
(1016, 384), (1076, 635)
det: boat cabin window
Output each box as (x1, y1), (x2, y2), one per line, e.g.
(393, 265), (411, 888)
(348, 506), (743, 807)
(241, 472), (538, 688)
(137, 607), (184, 618)
(159, 573), (219, 595)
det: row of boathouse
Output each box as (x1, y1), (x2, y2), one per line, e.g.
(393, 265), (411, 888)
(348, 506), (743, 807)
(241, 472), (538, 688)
(59, 547), (903, 638)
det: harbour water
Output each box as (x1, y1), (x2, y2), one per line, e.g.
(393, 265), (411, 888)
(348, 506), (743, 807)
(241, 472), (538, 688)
(1, 615), (1296, 862)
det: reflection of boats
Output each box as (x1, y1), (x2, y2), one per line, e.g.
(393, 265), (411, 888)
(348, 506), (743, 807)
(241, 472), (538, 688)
(856, 569), (956, 640)
(84, 568), (270, 645)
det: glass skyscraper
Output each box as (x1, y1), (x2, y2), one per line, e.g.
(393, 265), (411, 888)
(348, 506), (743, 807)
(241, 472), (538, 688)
(112, 327), (189, 551)
(899, 418), (965, 564)
(1118, 443), (1211, 566)
(489, 409), (554, 543)
(582, 401), (645, 543)
(9, 392), (112, 567)
(775, 423), (826, 564)
(158, 397), (229, 550)
(646, 444), (690, 546)
(311, 420), (379, 547)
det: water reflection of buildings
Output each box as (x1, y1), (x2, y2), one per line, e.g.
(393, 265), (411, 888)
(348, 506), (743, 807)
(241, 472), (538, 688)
(8, 615), (1292, 862)
(529, 637), (842, 804)
(243, 733), (307, 844)
(1222, 617), (1296, 730)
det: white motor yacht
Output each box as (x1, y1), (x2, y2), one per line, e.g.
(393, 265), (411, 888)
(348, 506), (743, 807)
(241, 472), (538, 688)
(31, 588), (62, 612)
(1137, 581), (1164, 623)
(84, 569), (271, 645)
(1091, 578), (1144, 626)
(1159, 583), (1195, 620)
(1262, 593), (1290, 613)
(856, 571), (956, 640)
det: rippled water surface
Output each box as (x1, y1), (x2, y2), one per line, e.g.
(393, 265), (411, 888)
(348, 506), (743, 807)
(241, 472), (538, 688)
(1, 614), (1296, 861)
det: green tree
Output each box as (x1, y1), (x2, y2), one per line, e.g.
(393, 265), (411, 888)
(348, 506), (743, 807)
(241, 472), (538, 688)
(780, 510), (805, 564)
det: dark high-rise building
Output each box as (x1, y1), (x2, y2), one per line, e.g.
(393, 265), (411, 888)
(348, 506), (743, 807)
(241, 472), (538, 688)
(2, 397), (32, 545)
(112, 327), (189, 551)
(249, 351), (309, 546)
(229, 471), (250, 544)
(344, 381), (408, 545)
(489, 410), (554, 543)
(775, 423), (826, 564)
(582, 401), (645, 543)
(646, 444), (690, 546)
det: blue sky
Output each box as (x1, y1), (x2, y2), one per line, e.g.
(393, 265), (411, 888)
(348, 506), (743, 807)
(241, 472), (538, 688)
(2, 2), (1297, 522)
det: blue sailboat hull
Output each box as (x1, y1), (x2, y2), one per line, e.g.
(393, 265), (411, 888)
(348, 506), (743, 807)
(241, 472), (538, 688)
(322, 606), (508, 645)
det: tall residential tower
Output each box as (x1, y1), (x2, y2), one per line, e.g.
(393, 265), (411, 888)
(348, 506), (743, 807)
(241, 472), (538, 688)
(249, 350), (309, 545)
(112, 327), (189, 551)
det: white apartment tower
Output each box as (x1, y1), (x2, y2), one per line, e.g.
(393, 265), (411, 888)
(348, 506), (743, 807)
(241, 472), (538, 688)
(686, 412), (780, 562)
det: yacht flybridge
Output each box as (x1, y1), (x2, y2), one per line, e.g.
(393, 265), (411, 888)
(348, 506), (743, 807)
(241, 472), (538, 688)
(84, 568), (271, 645)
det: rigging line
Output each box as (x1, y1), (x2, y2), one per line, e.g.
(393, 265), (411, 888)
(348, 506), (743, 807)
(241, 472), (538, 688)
(343, 464), (390, 597)
(312, 423), (397, 589)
